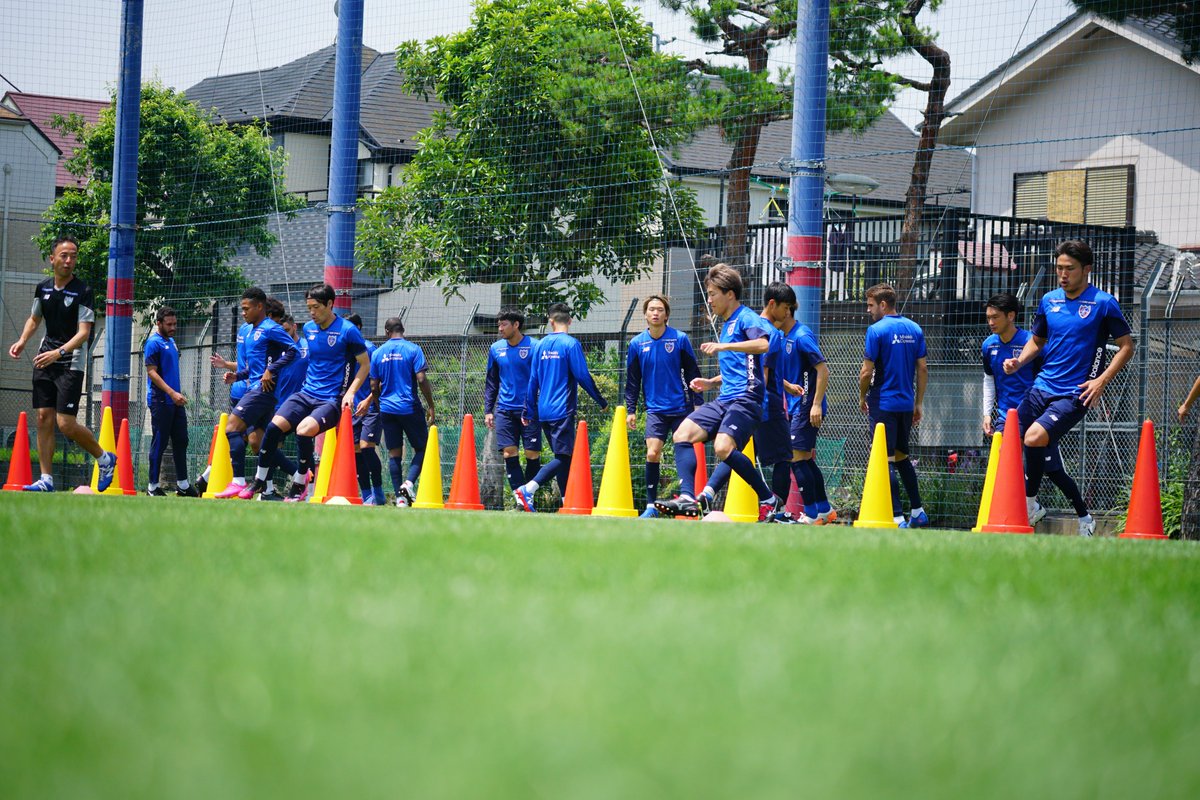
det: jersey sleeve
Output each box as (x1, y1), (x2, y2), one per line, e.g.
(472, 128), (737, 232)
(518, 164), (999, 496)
(916, 328), (927, 359)
(864, 327), (880, 362)
(77, 284), (96, 324)
(524, 344), (541, 420)
(344, 324), (367, 357)
(484, 348), (500, 414)
(1032, 298), (1049, 339)
(1102, 297), (1132, 340)
(30, 286), (42, 320)
(981, 341), (994, 376)
(369, 347), (383, 382)
(412, 345), (428, 375)
(798, 332), (826, 365)
(144, 338), (162, 370)
(679, 335), (702, 406)
(570, 340), (606, 409)
(623, 341), (641, 413)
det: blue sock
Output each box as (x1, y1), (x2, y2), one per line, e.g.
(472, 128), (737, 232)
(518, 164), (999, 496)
(771, 462), (792, 502)
(504, 456), (524, 492)
(524, 458), (541, 483)
(555, 454), (572, 498)
(708, 462), (732, 494)
(793, 461), (817, 518)
(226, 429), (246, 479)
(259, 423), (286, 474)
(297, 436), (315, 477)
(674, 442), (697, 498)
(407, 449), (424, 484)
(645, 461), (661, 505)
(889, 463), (902, 517)
(389, 456), (405, 493)
(361, 448), (383, 491)
(355, 451), (370, 492)
(810, 460), (831, 511)
(724, 449), (771, 501)
(895, 458), (923, 510)
(532, 457), (562, 488)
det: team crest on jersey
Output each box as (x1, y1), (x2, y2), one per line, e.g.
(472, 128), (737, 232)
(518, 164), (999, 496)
(64, 296), (74, 307)
(518, 347), (530, 358)
(254, 329), (263, 341)
(665, 340), (675, 354)
(327, 333), (338, 346)
(786, 341), (794, 354)
(1078, 304), (1091, 319)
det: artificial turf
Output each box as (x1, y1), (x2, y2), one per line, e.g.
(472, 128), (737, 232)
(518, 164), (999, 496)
(2, 494), (1198, 798)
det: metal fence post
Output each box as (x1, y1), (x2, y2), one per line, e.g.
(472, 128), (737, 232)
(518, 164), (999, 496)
(459, 304), (479, 423)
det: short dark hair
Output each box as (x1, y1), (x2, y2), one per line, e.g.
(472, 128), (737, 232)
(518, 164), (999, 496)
(347, 313), (363, 329)
(866, 283), (897, 307)
(306, 283), (336, 305)
(643, 295), (671, 317)
(384, 316), (405, 335)
(547, 302), (572, 325)
(155, 305), (177, 323)
(986, 293), (1020, 317)
(265, 298), (285, 320)
(1055, 239), (1093, 267)
(764, 281), (796, 309)
(705, 263), (743, 299)
(497, 307), (525, 329)
(242, 286), (267, 305)
(51, 235), (79, 254)
(282, 314), (295, 326)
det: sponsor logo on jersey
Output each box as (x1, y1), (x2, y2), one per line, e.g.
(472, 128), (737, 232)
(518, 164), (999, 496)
(1049, 304), (1062, 314)
(1078, 304), (1091, 319)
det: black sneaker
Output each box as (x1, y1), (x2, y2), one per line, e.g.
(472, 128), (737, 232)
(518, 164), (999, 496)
(284, 481), (307, 502)
(242, 478), (267, 499)
(147, 486), (167, 497)
(397, 483), (416, 508)
(176, 485), (200, 498)
(194, 476), (208, 495)
(655, 495), (702, 518)
(758, 494), (786, 523)
(259, 490), (284, 502)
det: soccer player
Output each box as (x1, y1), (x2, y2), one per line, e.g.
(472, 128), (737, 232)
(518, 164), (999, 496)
(859, 283), (929, 528)
(347, 313), (385, 505)
(212, 288), (298, 498)
(360, 316), (435, 507)
(1003, 240), (1135, 537)
(253, 309), (308, 501)
(655, 263), (782, 521)
(484, 308), (541, 498)
(624, 295), (701, 518)
(514, 303), (608, 512)
(7, 235), (117, 492)
(251, 283), (370, 501)
(196, 309), (251, 494)
(776, 292), (835, 523)
(143, 305), (196, 496)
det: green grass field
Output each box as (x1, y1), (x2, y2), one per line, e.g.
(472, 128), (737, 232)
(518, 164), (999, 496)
(2, 495), (1198, 798)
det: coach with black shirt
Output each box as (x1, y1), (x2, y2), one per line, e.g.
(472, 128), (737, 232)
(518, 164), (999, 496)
(7, 235), (117, 492)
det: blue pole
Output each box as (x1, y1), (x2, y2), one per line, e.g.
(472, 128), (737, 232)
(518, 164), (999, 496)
(104, 0), (144, 426)
(324, 0), (364, 314)
(786, 0), (829, 337)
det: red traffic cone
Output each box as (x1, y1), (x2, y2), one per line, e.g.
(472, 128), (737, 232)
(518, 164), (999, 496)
(117, 417), (136, 495)
(4, 411), (33, 491)
(679, 441), (709, 522)
(982, 408), (1033, 534)
(447, 414), (484, 510)
(559, 420), (593, 515)
(206, 423), (218, 466)
(323, 406), (362, 505)
(1121, 420), (1168, 539)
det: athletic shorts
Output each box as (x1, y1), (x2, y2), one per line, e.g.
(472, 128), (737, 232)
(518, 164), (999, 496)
(382, 411), (428, 455)
(755, 411), (792, 465)
(494, 408), (540, 452)
(275, 391), (341, 433)
(540, 416), (577, 457)
(231, 387), (277, 430)
(869, 409), (914, 456)
(1018, 388), (1088, 447)
(686, 396), (762, 451)
(32, 366), (85, 414)
(354, 407), (382, 445)
(644, 411), (687, 443)
(789, 407), (820, 454)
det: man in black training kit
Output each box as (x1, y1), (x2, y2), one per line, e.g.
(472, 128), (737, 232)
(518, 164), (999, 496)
(8, 235), (117, 492)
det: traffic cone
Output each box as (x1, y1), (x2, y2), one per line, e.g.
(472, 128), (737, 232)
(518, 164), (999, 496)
(559, 420), (593, 515)
(594, 405), (637, 518)
(447, 414), (484, 511)
(308, 425), (338, 504)
(201, 413), (234, 498)
(323, 407), (363, 505)
(693, 441), (708, 494)
(971, 432), (1003, 533)
(1121, 419), (1168, 539)
(412, 424), (444, 509)
(89, 406), (123, 495)
(786, 470), (804, 517)
(205, 423), (218, 467)
(981, 409), (1033, 534)
(724, 438), (760, 523)
(3, 411), (33, 491)
(854, 423), (898, 528)
(116, 417), (136, 496)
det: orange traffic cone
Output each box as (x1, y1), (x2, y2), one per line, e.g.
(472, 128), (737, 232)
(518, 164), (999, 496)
(206, 423), (218, 466)
(447, 414), (484, 510)
(559, 420), (593, 515)
(982, 408), (1033, 534)
(323, 407), (362, 505)
(679, 441), (708, 522)
(3, 411), (33, 491)
(1121, 419), (1168, 539)
(117, 417), (136, 496)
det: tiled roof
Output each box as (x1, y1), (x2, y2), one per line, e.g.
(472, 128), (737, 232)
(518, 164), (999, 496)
(1135, 237), (1200, 291)
(1, 92), (108, 189)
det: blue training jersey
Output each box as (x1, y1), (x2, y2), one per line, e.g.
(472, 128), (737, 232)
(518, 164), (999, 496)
(525, 331), (606, 422)
(759, 312), (786, 416)
(623, 325), (701, 415)
(780, 320), (827, 418)
(301, 315), (368, 402)
(144, 331), (181, 405)
(354, 340), (377, 406)
(716, 304), (770, 404)
(1031, 285), (1130, 397)
(484, 335), (536, 413)
(230, 322), (251, 401)
(275, 335), (307, 409)
(864, 314), (927, 413)
(370, 337), (427, 416)
(982, 328), (1038, 417)
(242, 317), (298, 387)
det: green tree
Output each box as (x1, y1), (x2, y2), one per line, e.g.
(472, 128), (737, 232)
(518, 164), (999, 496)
(357, 0), (707, 317)
(38, 81), (301, 317)
(1070, 2), (1199, 63)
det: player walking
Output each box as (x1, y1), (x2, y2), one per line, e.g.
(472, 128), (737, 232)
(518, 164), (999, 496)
(484, 308), (542, 499)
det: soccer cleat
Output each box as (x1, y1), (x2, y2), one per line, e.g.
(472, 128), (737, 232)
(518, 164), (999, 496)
(96, 451), (117, 493)
(395, 493), (409, 508)
(238, 479), (267, 500)
(194, 476), (208, 495)
(513, 484), (536, 513)
(214, 482), (247, 499)
(655, 495), (702, 518)
(757, 494), (786, 523)
(146, 486), (167, 497)
(1078, 515), (1096, 538)
(176, 485), (200, 498)
(815, 509), (838, 525)
(1028, 502), (1047, 526)
(258, 490), (283, 502)
(639, 505), (660, 519)
(363, 491), (380, 506)
(373, 488), (387, 506)
(900, 510), (930, 529)
(398, 483), (416, 508)
(22, 478), (55, 492)
(283, 480), (308, 502)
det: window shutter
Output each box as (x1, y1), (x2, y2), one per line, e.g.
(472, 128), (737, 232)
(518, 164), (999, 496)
(1085, 166), (1133, 227)
(1014, 172), (1047, 218)
(1047, 169), (1086, 224)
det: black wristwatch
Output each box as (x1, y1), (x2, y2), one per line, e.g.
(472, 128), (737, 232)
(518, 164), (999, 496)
(58, 348), (68, 358)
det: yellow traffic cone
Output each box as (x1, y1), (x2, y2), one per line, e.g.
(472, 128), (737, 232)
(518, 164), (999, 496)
(724, 437), (760, 523)
(593, 405), (637, 518)
(413, 424), (444, 509)
(201, 413), (234, 498)
(308, 425), (338, 504)
(854, 422), (898, 528)
(971, 432), (1003, 533)
(88, 406), (124, 495)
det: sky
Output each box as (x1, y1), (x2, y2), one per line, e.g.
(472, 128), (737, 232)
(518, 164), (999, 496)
(3, 0), (1077, 131)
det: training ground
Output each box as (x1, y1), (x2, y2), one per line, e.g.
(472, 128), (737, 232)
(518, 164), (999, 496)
(2, 494), (1198, 798)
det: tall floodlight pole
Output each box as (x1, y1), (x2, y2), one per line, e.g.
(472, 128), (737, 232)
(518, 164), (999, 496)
(324, 0), (364, 314)
(785, 0), (829, 336)
(104, 0), (144, 426)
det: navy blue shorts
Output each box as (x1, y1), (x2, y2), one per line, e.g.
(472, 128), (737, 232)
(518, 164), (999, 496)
(645, 411), (687, 443)
(755, 411), (791, 465)
(231, 387), (277, 430)
(789, 407), (820, 453)
(382, 411), (428, 455)
(275, 391), (342, 433)
(1018, 388), (1088, 446)
(354, 407), (381, 444)
(686, 397), (762, 451)
(540, 416), (577, 457)
(870, 409), (914, 456)
(494, 408), (540, 452)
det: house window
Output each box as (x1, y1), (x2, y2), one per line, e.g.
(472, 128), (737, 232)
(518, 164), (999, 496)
(1013, 166), (1134, 227)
